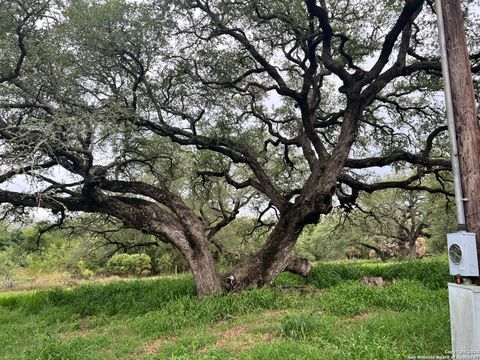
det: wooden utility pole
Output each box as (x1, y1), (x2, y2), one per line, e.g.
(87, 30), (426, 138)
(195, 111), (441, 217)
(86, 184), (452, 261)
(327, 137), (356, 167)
(441, 0), (480, 270)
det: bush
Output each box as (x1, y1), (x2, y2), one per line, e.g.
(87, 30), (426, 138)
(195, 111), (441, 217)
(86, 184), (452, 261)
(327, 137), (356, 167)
(107, 253), (151, 276)
(72, 260), (95, 279)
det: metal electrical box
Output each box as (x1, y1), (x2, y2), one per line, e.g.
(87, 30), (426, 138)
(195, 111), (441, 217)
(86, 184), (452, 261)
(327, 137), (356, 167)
(447, 232), (479, 277)
(449, 284), (480, 351)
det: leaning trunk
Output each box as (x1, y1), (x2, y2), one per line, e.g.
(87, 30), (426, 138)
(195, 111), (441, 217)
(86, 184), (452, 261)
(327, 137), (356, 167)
(228, 207), (308, 290)
(186, 247), (224, 296)
(181, 241), (224, 297)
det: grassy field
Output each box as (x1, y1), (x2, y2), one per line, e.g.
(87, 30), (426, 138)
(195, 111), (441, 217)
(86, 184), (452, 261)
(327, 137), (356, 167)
(0, 269), (152, 293)
(0, 258), (451, 359)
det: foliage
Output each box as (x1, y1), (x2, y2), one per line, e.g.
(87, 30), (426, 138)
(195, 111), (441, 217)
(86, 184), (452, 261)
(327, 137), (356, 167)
(75, 260), (94, 279)
(334, 187), (431, 259)
(0, 220), (190, 281)
(0, 227), (25, 250)
(0, 258), (450, 359)
(107, 253), (152, 276)
(294, 179), (456, 262)
(294, 215), (356, 261)
(424, 192), (457, 253)
(0, 248), (17, 286)
(210, 217), (268, 269)
(1, 0), (475, 295)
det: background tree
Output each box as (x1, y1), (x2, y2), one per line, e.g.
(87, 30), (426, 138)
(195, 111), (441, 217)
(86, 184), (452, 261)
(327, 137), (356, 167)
(293, 173), (457, 261)
(1, 0), (478, 295)
(293, 214), (355, 261)
(345, 189), (431, 259)
(423, 189), (457, 254)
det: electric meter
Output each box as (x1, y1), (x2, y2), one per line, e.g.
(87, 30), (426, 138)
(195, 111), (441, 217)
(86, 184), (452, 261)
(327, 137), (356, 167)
(447, 232), (479, 277)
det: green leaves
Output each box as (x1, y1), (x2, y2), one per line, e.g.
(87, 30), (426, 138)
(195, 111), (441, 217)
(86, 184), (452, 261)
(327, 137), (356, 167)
(107, 253), (152, 276)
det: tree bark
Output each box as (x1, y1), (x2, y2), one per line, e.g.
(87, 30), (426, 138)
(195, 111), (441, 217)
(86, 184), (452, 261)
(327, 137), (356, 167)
(86, 187), (226, 297)
(285, 257), (312, 277)
(408, 240), (417, 259)
(441, 0), (480, 272)
(228, 202), (321, 290)
(184, 246), (224, 296)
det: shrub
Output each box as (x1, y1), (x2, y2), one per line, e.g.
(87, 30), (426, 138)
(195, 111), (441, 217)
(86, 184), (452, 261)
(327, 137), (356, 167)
(73, 260), (95, 279)
(80, 268), (94, 279)
(107, 253), (151, 276)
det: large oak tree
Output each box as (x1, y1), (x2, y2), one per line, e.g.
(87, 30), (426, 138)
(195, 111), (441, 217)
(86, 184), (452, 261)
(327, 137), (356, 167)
(1, 0), (479, 295)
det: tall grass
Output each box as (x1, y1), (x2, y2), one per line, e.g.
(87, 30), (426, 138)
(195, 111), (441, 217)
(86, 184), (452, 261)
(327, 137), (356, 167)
(276, 256), (451, 290)
(0, 275), (196, 316)
(0, 257), (451, 359)
(1, 257), (450, 318)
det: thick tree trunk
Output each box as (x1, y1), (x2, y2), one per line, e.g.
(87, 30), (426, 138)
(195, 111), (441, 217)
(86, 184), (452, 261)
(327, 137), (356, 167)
(178, 212), (313, 295)
(98, 180), (322, 296)
(186, 248), (224, 296)
(228, 206), (314, 291)
(97, 191), (225, 297)
(172, 231), (225, 296)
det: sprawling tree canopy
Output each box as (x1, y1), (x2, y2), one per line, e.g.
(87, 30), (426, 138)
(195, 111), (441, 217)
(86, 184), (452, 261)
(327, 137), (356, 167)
(1, 0), (479, 295)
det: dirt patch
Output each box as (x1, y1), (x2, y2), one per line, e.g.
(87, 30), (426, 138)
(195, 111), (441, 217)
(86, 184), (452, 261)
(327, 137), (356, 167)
(259, 333), (276, 342)
(144, 337), (177, 354)
(59, 318), (92, 339)
(215, 324), (251, 349)
(214, 322), (277, 351)
(129, 336), (177, 359)
(254, 309), (288, 323)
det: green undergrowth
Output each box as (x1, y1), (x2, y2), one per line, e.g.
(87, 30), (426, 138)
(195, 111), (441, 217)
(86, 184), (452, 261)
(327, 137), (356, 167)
(0, 258), (451, 359)
(275, 256), (451, 290)
(0, 275), (197, 317)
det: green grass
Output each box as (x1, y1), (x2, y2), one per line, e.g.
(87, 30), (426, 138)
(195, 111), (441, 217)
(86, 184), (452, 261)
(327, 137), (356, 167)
(275, 256), (452, 289)
(0, 258), (451, 359)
